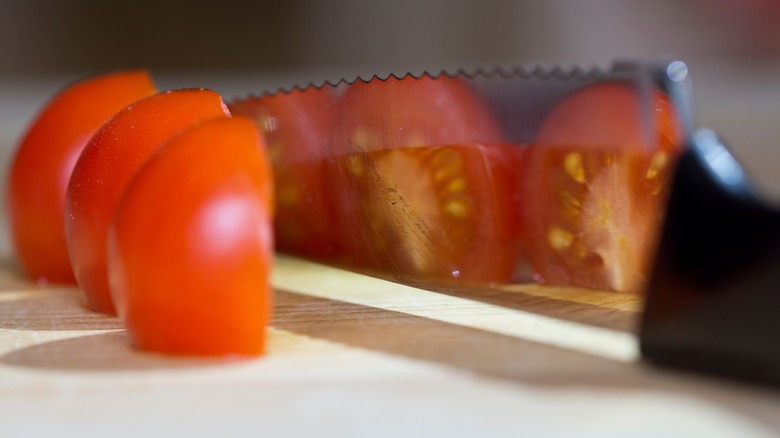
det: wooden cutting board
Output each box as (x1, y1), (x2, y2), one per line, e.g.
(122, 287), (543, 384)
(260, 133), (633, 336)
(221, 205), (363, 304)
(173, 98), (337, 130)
(0, 254), (779, 437)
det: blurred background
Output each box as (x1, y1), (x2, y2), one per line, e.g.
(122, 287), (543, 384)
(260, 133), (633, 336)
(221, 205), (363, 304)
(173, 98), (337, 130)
(1, 0), (780, 249)
(2, 0), (780, 77)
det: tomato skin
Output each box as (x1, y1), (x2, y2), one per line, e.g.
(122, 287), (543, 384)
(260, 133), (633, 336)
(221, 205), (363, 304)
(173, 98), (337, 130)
(522, 83), (682, 292)
(535, 83), (680, 152)
(229, 88), (340, 259)
(336, 74), (503, 153)
(65, 89), (230, 314)
(6, 70), (156, 284)
(108, 117), (273, 356)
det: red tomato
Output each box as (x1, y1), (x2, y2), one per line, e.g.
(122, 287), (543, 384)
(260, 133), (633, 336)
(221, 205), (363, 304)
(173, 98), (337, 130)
(229, 88), (341, 259)
(335, 74), (503, 153)
(522, 83), (683, 292)
(108, 117), (273, 356)
(65, 89), (230, 314)
(6, 70), (156, 284)
(334, 144), (523, 284)
(330, 75), (520, 283)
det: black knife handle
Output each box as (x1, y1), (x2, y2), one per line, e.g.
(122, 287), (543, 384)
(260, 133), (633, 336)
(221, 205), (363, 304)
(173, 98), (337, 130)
(639, 129), (780, 386)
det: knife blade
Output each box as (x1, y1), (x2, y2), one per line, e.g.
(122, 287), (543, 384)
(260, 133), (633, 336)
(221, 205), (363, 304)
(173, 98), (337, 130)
(230, 61), (779, 386)
(229, 61), (690, 290)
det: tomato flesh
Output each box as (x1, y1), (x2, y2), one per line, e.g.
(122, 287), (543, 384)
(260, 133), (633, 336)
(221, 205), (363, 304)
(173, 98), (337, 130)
(66, 89), (230, 314)
(522, 83), (683, 292)
(108, 117), (273, 356)
(330, 144), (523, 284)
(6, 70), (156, 284)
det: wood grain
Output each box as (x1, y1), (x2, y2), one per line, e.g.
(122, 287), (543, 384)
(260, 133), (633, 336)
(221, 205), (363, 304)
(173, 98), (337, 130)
(272, 256), (639, 362)
(0, 255), (779, 437)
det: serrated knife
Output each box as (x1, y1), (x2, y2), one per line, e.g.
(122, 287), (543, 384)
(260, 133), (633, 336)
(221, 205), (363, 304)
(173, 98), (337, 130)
(230, 61), (780, 387)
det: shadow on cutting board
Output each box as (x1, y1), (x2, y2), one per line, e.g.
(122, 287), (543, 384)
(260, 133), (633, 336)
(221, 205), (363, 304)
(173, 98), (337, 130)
(272, 289), (780, 430)
(0, 288), (778, 428)
(273, 289), (635, 386)
(0, 274), (247, 371)
(0, 330), (245, 371)
(0, 254), (125, 331)
(424, 282), (639, 332)
(0, 288), (123, 331)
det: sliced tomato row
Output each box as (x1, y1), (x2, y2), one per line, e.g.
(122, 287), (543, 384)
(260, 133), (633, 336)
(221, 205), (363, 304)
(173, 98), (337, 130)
(233, 76), (682, 292)
(8, 72), (274, 357)
(231, 75), (526, 286)
(10, 71), (684, 355)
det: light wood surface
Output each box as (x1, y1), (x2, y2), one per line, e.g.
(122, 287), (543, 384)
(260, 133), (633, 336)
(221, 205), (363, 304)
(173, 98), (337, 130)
(1, 254), (779, 437)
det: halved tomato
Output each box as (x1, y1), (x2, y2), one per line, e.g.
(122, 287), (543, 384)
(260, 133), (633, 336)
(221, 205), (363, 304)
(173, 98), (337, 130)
(108, 116), (273, 356)
(522, 82), (683, 292)
(334, 74), (503, 154)
(229, 88), (340, 259)
(335, 144), (523, 284)
(329, 75), (521, 283)
(6, 70), (156, 284)
(66, 89), (231, 314)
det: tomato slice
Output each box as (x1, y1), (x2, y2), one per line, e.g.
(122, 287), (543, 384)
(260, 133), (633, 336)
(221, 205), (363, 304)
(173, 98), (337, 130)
(6, 70), (156, 284)
(522, 83), (683, 292)
(108, 117), (273, 356)
(332, 144), (523, 284)
(329, 75), (519, 283)
(229, 88), (340, 259)
(66, 89), (231, 314)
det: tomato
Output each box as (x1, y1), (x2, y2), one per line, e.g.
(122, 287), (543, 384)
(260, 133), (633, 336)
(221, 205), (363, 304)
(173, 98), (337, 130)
(533, 82), (681, 151)
(522, 83), (683, 292)
(65, 89), (230, 314)
(330, 75), (520, 283)
(335, 74), (503, 153)
(334, 144), (523, 284)
(6, 70), (156, 284)
(108, 117), (273, 356)
(229, 88), (340, 259)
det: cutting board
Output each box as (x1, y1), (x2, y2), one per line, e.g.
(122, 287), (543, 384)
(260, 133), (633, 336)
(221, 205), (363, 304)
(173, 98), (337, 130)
(1, 254), (779, 437)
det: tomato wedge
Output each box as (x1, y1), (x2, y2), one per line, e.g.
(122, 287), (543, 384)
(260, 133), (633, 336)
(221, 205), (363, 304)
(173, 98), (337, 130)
(66, 89), (230, 314)
(229, 88), (340, 259)
(329, 75), (520, 283)
(335, 144), (523, 283)
(6, 70), (156, 284)
(108, 117), (273, 356)
(522, 83), (683, 292)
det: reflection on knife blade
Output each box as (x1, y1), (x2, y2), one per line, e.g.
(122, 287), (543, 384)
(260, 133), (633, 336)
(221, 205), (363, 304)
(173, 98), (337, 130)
(230, 64), (683, 294)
